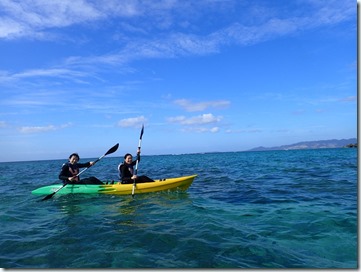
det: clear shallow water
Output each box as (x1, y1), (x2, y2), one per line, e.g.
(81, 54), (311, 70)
(0, 148), (357, 268)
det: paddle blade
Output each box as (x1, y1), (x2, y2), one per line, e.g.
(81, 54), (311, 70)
(41, 192), (56, 201)
(41, 184), (67, 201)
(139, 125), (144, 140)
(132, 183), (136, 198)
(105, 143), (119, 156)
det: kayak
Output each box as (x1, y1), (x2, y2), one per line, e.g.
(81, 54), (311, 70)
(32, 175), (197, 196)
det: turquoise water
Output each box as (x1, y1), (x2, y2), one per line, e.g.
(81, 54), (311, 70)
(0, 148), (357, 268)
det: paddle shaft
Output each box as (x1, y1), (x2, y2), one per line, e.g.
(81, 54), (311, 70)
(41, 143), (119, 201)
(132, 125), (144, 198)
(134, 138), (142, 175)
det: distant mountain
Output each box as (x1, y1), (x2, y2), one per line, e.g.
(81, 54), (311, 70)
(248, 138), (357, 151)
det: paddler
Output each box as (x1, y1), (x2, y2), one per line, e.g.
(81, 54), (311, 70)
(59, 153), (103, 184)
(118, 148), (154, 184)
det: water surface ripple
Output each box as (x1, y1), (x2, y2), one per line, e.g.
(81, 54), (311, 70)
(0, 148), (357, 268)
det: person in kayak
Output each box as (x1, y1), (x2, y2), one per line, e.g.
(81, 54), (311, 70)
(118, 148), (154, 184)
(59, 153), (103, 184)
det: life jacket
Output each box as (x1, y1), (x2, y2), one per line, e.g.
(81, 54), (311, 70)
(118, 162), (133, 179)
(67, 163), (79, 182)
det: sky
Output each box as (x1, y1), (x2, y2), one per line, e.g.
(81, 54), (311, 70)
(0, 0), (357, 162)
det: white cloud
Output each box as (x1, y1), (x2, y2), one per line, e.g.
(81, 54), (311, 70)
(15, 68), (83, 78)
(0, 1), (355, 102)
(118, 116), (147, 128)
(0, 0), (353, 93)
(0, 1), (353, 49)
(0, 0), (103, 39)
(225, 129), (263, 135)
(0, 0), (187, 40)
(19, 125), (56, 133)
(168, 113), (222, 126)
(174, 99), (230, 112)
(18, 123), (72, 133)
(0, 18), (24, 38)
(338, 96), (357, 103)
(0, 68), (91, 86)
(63, 0), (353, 66)
(183, 126), (220, 133)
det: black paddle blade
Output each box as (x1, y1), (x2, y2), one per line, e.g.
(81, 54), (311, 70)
(105, 143), (119, 156)
(41, 184), (67, 201)
(140, 125), (144, 140)
(41, 192), (56, 201)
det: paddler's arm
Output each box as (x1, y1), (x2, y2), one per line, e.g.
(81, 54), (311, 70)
(77, 161), (95, 168)
(133, 148), (141, 165)
(59, 175), (77, 183)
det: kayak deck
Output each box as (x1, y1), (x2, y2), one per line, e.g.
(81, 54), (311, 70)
(32, 175), (197, 196)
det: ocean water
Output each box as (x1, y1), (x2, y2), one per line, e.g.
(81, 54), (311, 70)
(0, 148), (357, 268)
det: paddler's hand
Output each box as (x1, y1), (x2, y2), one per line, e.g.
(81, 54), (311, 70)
(68, 176), (77, 182)
(89, 161), (95, 166)
(131, 175), (138, 180)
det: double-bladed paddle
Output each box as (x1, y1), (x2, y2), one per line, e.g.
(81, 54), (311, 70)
(132, 124), (144, 198)
(41, 143), (119, 201)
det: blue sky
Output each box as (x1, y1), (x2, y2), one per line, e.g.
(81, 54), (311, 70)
(0, 0), (356, 162)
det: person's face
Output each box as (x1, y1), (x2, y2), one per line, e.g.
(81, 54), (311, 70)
(69, 155), (79, 164)
(125, 155), (133, 164)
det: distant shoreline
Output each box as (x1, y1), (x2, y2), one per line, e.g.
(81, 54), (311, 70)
(247, 138), (357, 152)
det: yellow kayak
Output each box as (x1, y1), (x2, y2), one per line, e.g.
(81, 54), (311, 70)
(32, 175), (197, 196)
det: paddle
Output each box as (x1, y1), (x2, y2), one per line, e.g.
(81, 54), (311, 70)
(132, 124), (144, 198)
(41, 143), (119, 201)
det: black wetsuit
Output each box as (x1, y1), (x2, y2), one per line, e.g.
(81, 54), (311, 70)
(118, 154), (154, 184)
